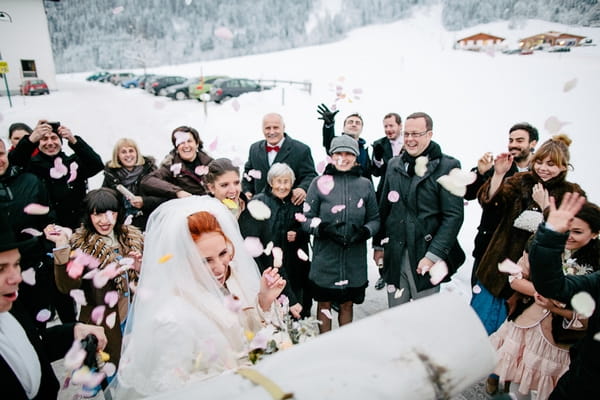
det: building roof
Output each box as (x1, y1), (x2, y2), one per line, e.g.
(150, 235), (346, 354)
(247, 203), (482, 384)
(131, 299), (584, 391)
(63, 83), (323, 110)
(456, 33), (505, 43)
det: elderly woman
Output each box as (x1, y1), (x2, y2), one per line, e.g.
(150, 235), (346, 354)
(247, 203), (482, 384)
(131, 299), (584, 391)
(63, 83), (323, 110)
(102, 138), (164, 230)
(239, 162), (312, 319)
(141, 126), (213, 199)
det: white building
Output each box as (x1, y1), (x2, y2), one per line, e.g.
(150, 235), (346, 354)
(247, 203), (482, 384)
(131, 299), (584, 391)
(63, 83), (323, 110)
(0, 0), (57, 95)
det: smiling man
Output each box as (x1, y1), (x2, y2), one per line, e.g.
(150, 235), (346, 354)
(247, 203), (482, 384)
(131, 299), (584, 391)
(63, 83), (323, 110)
(243, 113), (317, 205)
(374, 112), (465, 307)
(8, 120), (103, 229)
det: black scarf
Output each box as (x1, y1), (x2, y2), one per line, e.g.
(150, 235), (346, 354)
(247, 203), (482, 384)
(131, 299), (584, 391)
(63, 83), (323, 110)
(400, 141), (442, 177)
(324, 164), (362, 177)
(115, 165), (145, 188)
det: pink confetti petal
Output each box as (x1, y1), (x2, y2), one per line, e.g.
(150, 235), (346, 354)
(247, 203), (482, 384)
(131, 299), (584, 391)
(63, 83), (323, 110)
(91, 305), (106, 325)
(309, 217), (321, 228)
(195, 165), (209, 176)
(70, 289), (87, 306)
(387, 191), (400, 203)
(81, 269), (98, 280)
(106, 210), (115, 224)
(49, 157), (68, 179)
(21, 227), (43, 237)
(386, 284), (396, 293)
(105, 312), (117, 329)
(357, 198), (364, 208)
(64, 341), (86, 370)
(264, 272), (276, 284)
(321, 309), (333, 319)
(250, 326), (274, 350)
(334, 280), (348, 286)
(214, 26), (234, 40)
(429, 260), (449, 285)
(102, 362), (117, 377)
(104, 291), (119, 308)
(248, 169), (262, 180)
(93, 270), (110, 289)
(66, 260), (85, 279)
(23, 203), (50, 215)
(232, 99), (240, 112)
(317, 175), (335, 195)
(272, 247), (283, 268)
(472, 285), (482, 294)
(278, 294), (289, 307)
(112, 6), (124, 15)
(36, 309), (52, 322)
(21, 268), (36, 285)
(244, 237), (264, 257)
(67, 162), (79, 183)
(294, 213), (307, 222)
(331, 204), (346, 214)
(208, 138), (218, 152)
(170, 162), (182, 176)
(352, 88), (363, 95)
(316, 159), (328, 174)
(498, 259), (522, 275)
(297, 248), (309, 261)
(224, 294), (242, 313)
(123, 214), (133, 225)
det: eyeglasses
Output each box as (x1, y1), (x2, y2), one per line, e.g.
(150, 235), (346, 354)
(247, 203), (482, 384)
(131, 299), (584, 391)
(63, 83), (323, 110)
(403, 130), (430, 138)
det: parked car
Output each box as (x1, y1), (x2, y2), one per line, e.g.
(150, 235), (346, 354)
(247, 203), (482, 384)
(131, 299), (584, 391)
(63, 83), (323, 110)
(166, 77), (200, 100)
(209, 78), (266, 103)
(548, 46), (571, 53)
(137, 74), (156, 90)
(519, 49), (534, 55)
(148, 76), (187, 96)
(20, 79), (49, 95)
(189, 75), (228, 101)
(121, 75), (143, 88)
(502, 48), (522, 55)
(86, 71), (110, 81)
(110, 72), (135, 85)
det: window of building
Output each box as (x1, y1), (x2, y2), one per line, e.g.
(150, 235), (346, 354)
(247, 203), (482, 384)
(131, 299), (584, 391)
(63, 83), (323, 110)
(21, 59), (37, 78)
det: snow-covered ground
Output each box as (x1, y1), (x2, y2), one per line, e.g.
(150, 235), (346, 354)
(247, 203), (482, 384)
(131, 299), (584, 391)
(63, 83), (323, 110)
(2, 5), (599, 397)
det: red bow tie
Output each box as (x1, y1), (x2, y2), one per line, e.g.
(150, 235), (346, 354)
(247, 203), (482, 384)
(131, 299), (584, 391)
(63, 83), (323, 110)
(266, 145), (280, 152)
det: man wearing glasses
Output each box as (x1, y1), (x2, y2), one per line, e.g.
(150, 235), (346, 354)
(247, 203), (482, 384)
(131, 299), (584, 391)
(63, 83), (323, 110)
(374, 112), (465, 306)
(317, 104), (372, 180)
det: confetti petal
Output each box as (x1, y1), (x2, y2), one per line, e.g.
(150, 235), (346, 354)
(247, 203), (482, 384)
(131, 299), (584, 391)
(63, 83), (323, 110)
(309, 217), (321, 228)
(64, 341), (86, 370)
(170, 162), (182, 176)
(123, 214), (133, 225)
(232, 99), (240, 112)
(70, 289), (87, 306)
(544, 116), (569, 135)
(273, 246), (284, 267)
(67, 162), (78, 183)
(23, 203), (50, 215)
(93, 270), (110, 289)
(102, 362), (117, 377)
(321, 309), (333, 319)
(594, 332), (600, 342)
(104, 291), (119, 308)
(158, 253), (173, 263)
(175, 131), (190, 147)
(472, 285), (482, 294)
(331, 204), (346, 214)
(571, 291), (595, 318)
(214, 26), (234, 40)
(248, 169), (262, 180)
(386, 284), (396, 293)
(66, 260), (85, 279)
(21, 268), (36, 285)
(563, 78), (577, 92)
(303, 203), (311, 213)
(21, 228), (43, 237)
(105, 312), (117, 329)
(247, 200), (271, 220)
(36, 309), (52, 323)
(498, 259), (522, 275)
(294, 213), (307, 222)
(357, 198), (364, 208)
(415, 156), (428, 177)
(387, 191), (400, 203)
(429, 260), (449, 285)
(244, 237), (264, 257)
(208, 138), (218, 151)
(394, 288), (404, 299)
(334, 280), (348, 286)
(436, 168), (477, 197)
(316, 159), (329, 174)
(49, 157), (68, 179)
(112, 6), (124, 15)
(380, 237), (389, 245)
(297, 248), (309, 261)
(224, 294), (242, 313)
(263, 241), (274, 255)
(91, 305), (106, 325)
(317, 175), (335, 195)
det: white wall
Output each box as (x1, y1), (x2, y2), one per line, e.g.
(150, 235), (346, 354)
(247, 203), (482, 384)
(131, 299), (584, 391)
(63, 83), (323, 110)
(0, 0), (57, 94)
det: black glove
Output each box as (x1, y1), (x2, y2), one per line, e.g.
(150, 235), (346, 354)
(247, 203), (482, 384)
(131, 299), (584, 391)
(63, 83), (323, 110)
(317, 221), (346, 245)
(348, 225), (371, 244)
(372, 143), (384, 161)
(317, 103), (339, 126)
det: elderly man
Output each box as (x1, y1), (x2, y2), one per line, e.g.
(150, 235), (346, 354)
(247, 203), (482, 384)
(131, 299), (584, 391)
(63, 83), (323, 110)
(375, 112), (465, 306)
(243, 113), (317, 205)
(0, 212), (106, 400)
(9, 120), (103, 229)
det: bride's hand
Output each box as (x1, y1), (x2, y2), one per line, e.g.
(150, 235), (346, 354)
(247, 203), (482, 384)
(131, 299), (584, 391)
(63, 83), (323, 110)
(258, 267), (286, 312)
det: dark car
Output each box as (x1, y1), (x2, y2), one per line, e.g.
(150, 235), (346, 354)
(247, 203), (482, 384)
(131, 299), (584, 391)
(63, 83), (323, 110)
(165, 77), (201, 100)
(20, 79), (49, 95)
(147, 76), (187, 96)
(137, 74), (156, 90)
(209, 78), (265, 103)
(548, 46), (571, 53)
(86, 71), (110, 81)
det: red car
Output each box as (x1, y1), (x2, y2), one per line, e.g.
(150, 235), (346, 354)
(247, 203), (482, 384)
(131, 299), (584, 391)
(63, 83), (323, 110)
(20, 79), (49, 95)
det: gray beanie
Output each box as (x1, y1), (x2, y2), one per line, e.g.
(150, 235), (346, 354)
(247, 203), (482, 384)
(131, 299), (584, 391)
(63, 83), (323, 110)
(329, 135), (359, 156)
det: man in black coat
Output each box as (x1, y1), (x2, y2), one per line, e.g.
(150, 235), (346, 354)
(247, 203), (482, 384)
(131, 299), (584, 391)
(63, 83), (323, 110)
(243, 113), (317, 205)
(465, 122), (538, 286)
(9, 120), (104, 229)
(317, 104), (372, 180)
(0, 213), (106, 400)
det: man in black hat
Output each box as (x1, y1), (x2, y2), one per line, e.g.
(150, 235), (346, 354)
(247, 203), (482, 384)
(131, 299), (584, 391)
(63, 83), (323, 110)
(0, 211), (107, 400)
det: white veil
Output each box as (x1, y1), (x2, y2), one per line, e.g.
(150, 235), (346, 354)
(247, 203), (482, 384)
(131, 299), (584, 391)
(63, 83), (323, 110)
(112, 196), (263, 397)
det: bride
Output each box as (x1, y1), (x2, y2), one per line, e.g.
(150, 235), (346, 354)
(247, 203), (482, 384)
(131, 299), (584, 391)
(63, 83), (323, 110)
(110, 196), (286, 398)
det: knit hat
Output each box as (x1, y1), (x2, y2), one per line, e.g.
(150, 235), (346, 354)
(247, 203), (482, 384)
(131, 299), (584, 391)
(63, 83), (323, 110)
(329, 135), (359, 157)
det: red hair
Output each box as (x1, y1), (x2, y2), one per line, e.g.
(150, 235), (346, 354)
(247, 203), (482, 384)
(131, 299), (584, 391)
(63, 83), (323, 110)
(187, 211), (235, 257)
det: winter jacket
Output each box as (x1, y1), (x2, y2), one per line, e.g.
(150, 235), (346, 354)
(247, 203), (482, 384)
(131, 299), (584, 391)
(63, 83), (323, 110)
(376, 142), (465, 291)
(242, 133), (317, 196)
(370, 136), (398, 200)
(9, 136), (103, 229)
(141, 150), (213, 198)
(323, 125), (372, 181)
(529, 223), (600, 399)
(54, 225), (144, 366)
(476, 171), (585, 298)
(302, 164), (379, 289)
(102, 156), (165, 230)
(239, 189), (310, 306)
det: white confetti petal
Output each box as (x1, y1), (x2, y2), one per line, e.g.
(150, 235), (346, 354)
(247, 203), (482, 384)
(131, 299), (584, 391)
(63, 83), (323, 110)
(436, 168), (477, 197)
(247, 200), (271, 220)
(394, 288), (404, 299)
(70, 289), (87, 306)
(321, 309), (333, 319)
(64, 341), (86, 370)
(248, 169), (262, 179)
(309, 217), (322, 228)
(102, 362), (117, 377)
(244, 237), (264, 258)
(21, 228), (43, 237)
(594, 331), (600, 342)
(334, 280), (348, 286)
(544, 116), (569, 135)
(297, 248), (309, 261)
(429, 260), (449, 285)
(105, 312), (117, 329)
(23, 203), (50, 215)
(380, 237), (389, 245)
(563, 78), (577, 92)
(272, 247), (283, 268)
(498, 259), (522, 275)
(357, 198), (364, 208)
(21, 268), (36, 285)
(571, 291), (596, 318)
(263, 241), (274, 255)
(472, 285), (482, 294)
(415, 156), (428, 177)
